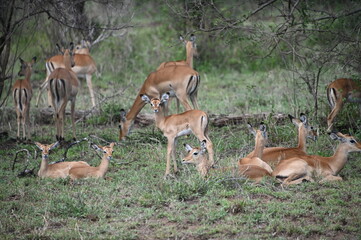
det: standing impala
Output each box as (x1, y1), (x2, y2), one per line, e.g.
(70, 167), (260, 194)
(245, 113), (318, 166)
(238, 123), (273, 175)
(119, 65), (200, 141)
(69, 143), (115, 179)
(141, 92), (213, 178)
(326, 78), (361, 131)
(12, 57), (36, 141)
(48, 43), (80, 141)
(273, 132), (361, 185)
(157, 34), (198, 113)
(35, 142), (89, 179)
(183, 139), (271, 182)
(37, 40), (97, 107)
(157, 34), (197, 70)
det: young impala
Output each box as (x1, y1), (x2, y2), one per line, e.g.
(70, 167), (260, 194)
(48, 43), (80, 141)
(141, 92), (213, 178)
(182, 140), (271, 182)
(244, 113), (318, 166)
(273, 132), (361, 185)
(119, 65), (200, 141)
(157, 34), (197, 70)
(69, 143), (115, 180)
(35, 142), (89, 179)
(326, 78), (361, 131)
(238, 123), (273, 175)
(12, 57), (36, 141)
(37, 40), (97, 107)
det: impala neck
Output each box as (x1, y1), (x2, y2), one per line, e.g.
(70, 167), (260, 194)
(326, 143), (351, 174)
(63, 52), (72, 70)
(253, 133), (265, 159)
(24, 66), (32, 83)
(186, 43), (194, 69)
(39, 155), (49, 175)
(98, 154), (110, 177)
(297, 125), (307, 152)
(153, 105), (166, 130)
(120, 95), (146, 140)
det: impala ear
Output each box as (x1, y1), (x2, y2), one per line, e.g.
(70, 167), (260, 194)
(179, 35), (185, 42)
(189, 34), (196, 42)
(161, 93), (170, 103)
(109, 142), (115, 148)
(35, 142), (43, 151)
(56, 43), (63, 54)
(19, 58), (25, 65)
(329, 132), (341, 141)
(49, 142), (59, 150)
(184, 143), (193, 152)
(200, 140), (207, 152)
(299, 113), (307, 125)
(120, 109), (126, 122)
(247, 123), (256, 136)
(140, 94), (151, 103)
(31, 56), (37, 64)
(259, 122), (267, 138)
(69, 42), (74, 51)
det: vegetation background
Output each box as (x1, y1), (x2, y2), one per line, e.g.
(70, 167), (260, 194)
(0, 0), (360, 239)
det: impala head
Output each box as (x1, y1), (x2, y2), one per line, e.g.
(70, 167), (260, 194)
(18, 57), (37, 76)
(140, 92), (170, 113)
(74, 40), (91, 54)
(180, 34), (198, 57)
(288, 113), (318, 141)
(91, 142), (115, 160)
(118, 109), (130, 141)
(35, 142), (59, 159)
(182, 140), (207, 165)
(247, 122), (268, 142)
(329, 132), (361, 153)
(57, 42), (75, 68)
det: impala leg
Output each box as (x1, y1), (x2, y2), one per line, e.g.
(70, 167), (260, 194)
(36, 76), (48, 107)
(205, 139), (214, 167)
(165, 138), (175, 177)
(16, 110), (21, 140)
(86, 74), (96, 107)
(189, 90), (199, 109)
(176, 90), (193, 111)
(172, 138), (178, 173)
(70, 99), (77, 140)
(327, 100), (343, 131)
(320, 174), (343, 183)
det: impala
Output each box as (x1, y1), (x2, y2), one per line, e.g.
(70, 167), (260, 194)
(12, 57), (36, 140)
(273, 132), (361, 185)
(245, 113), (318, 166)
(326, 78), (361, 131)
(119, 65), (200, 141)
(157, 34), (198, 112)
(182, 140), (271, 182)
(69, 143), (115, 179)
(141, 92), (213, 177)
(48, 43), (80, 141)
(36, 40), (97, 107)
(35, 142), (89, 179)
(157, 34), (197, 70)
(238, 123), (273, 174)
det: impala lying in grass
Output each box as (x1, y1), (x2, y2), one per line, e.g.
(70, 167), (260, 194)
(182, 139), (271, 182)
(35, 142), (89, 179)
(245, 113), (318, 166)
(238, 123), (273, 176)
(69, 143), (115, 180)
(272, 132), (361, 185)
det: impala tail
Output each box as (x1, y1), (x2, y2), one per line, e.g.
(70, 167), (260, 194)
(326, 86), (337, 109)
(49, 78), (67, 109)
(13, 87), (28, 113)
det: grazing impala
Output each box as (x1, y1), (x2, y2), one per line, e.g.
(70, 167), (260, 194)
(119, 65), (200, 141)
(69, 143), (115, 180)
(48, 43), (80, 141)
(273, 132), (361, 185)
(157, 34), (198, 113)
(141, 92), (213, 177)
(157, 34), (197, 70)
(326, 78), (361, 131)
(35, 142), (89, 179)
(238, 123), (273, 175)
(12, 57), (36, 141)
(183, 140), (271, 182)
(37, 40), (97, 107)
(245, 113), (318, 166)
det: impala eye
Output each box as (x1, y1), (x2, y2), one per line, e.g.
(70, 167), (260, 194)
(350, 139), (356, 144)
(193, 152), (198, 156)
